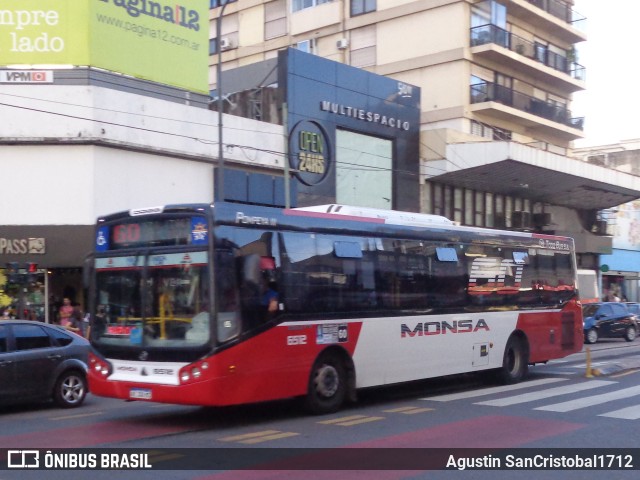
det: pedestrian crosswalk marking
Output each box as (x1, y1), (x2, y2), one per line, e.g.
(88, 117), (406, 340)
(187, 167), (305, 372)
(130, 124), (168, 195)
(599, 405), (640, 420)
(475, 380), (616, 407)
(535, 385), (640, 413)
(421, 377), (567, 402)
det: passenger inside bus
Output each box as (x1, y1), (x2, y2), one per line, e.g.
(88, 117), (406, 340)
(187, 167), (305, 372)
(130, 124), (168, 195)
(261, 276), (279, 318)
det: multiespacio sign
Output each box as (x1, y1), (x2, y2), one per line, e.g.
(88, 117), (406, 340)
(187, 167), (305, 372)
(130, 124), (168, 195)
(320, 100), (411, 131)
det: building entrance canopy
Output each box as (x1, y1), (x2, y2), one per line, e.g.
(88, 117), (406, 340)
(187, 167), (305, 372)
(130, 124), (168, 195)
(431, 142), (640, 211)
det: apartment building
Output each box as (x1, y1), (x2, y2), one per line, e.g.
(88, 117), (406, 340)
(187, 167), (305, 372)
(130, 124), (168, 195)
(574, 141), (640, 301)
(209, 0), (640, 273)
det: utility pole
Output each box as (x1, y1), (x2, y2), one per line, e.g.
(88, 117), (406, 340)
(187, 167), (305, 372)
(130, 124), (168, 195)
(216, 0), (235, 202)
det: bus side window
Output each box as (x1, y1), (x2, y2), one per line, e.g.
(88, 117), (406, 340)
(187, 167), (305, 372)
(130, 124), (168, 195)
(216, 250), (240, 342)
(238, 254), (263, 329)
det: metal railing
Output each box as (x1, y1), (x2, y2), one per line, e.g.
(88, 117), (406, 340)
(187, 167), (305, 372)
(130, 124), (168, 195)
(470, 81), (584, 130)
(470, 25), (585, 81)
(527, 0), (586, 30)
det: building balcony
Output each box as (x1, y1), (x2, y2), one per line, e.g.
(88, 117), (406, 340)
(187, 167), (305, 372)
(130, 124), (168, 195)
(470, 25), (585, 93)
(470, 81), (584, 140)
(505, 0), (587, 44)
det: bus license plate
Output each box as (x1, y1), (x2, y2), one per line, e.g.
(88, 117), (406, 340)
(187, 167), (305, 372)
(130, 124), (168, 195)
(130, 388), (152, 400)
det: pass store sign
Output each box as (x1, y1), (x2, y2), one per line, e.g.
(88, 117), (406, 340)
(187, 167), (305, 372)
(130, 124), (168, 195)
(0, 0), (208, 94)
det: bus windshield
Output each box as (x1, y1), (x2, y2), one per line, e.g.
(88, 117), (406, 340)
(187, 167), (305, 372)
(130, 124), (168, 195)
(92, 252), (211, 348)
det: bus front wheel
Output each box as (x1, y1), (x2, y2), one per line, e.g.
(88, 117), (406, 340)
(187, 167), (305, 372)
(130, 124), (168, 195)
(497, 335), (529, 384)
(305, 352), (347, 415)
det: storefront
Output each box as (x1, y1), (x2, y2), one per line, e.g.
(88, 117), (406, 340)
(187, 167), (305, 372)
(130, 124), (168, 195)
(0, 225), (94, 322)
(599, 205), (640, 302)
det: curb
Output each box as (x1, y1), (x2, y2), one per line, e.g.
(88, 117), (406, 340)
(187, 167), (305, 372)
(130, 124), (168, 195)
(589, 361), (640, 377)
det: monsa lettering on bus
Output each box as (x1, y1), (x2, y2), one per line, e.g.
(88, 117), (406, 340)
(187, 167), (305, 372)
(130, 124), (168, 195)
(401, 319), (490, 337)
(235, 212), (276, 226)
(98, 0), (201, 31)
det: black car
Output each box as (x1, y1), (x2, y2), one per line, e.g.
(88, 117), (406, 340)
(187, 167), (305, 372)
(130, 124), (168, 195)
(0, 320), (90, 408)
(582, 302), (638, 344)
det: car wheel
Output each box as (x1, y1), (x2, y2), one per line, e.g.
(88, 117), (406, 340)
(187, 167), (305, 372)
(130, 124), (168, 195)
(497, 335), (529, 384)
(624, 326), (637, 342)
(53, 370), (87, 408)
(305, 352), (347, 415)
(585, 328), (598, 344)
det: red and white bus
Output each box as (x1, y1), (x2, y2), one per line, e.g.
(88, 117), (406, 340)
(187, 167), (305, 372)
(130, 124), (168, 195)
(86, 202), (583, 413)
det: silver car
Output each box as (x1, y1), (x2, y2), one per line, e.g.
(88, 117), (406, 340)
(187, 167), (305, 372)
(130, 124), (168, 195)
(0, 320), (89, 408)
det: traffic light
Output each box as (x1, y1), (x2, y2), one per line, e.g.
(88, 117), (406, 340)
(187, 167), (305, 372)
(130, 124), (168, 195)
(26, 262), (38, 283)
(6, 262), (19, 284)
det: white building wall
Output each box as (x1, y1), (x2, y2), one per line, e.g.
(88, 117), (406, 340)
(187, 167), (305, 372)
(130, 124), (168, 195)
(0, 83), (285, 227)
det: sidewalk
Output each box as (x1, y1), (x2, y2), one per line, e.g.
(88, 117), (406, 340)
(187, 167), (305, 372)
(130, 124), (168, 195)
(587, 353), (640, 376)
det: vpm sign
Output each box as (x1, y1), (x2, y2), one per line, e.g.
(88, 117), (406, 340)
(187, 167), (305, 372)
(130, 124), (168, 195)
(0, 0), (208, 94)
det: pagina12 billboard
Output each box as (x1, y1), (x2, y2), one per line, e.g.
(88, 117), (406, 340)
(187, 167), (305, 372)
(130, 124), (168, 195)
(0, 0), (209, 94)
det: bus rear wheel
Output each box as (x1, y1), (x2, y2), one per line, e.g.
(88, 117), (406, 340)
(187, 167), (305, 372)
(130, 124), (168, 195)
(305, 352), (347, 415)
(497, 335), (529, 384)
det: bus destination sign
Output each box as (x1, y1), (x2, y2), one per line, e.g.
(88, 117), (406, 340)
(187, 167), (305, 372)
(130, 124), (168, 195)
(96, 217), (208, 251)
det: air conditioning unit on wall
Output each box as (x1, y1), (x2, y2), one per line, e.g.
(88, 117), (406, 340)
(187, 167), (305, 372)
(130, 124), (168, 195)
(219, 38), (232, 50)
(336, 38), (349, 50)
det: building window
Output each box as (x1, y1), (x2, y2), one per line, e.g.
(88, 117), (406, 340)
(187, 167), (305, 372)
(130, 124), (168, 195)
(351, 0), (376, 16)
(265, 0), (287, 40)
(211, 12), (239, 53)
(210, 0), (236, 7)
(351, 25), (376, 68)
(453, 188), (463, 224)
(336, 130), (392, 209)
(464, 190), (473, 225)
(292, 0), (332, 13)
(295, 39), (316, 54)
(470, 120), (512, 141)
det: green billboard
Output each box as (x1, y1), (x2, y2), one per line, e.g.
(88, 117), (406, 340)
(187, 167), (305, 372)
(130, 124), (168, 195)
(0, 0), (209, 93)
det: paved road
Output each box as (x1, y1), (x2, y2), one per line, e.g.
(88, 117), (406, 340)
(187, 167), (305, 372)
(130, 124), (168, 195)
(1, 341), (640, 479)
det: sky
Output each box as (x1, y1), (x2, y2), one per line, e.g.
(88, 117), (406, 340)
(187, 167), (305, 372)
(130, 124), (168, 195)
(572, 0), (640, 147)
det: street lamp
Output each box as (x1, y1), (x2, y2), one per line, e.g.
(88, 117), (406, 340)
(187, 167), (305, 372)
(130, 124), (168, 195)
(215, 0), (236, 202)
